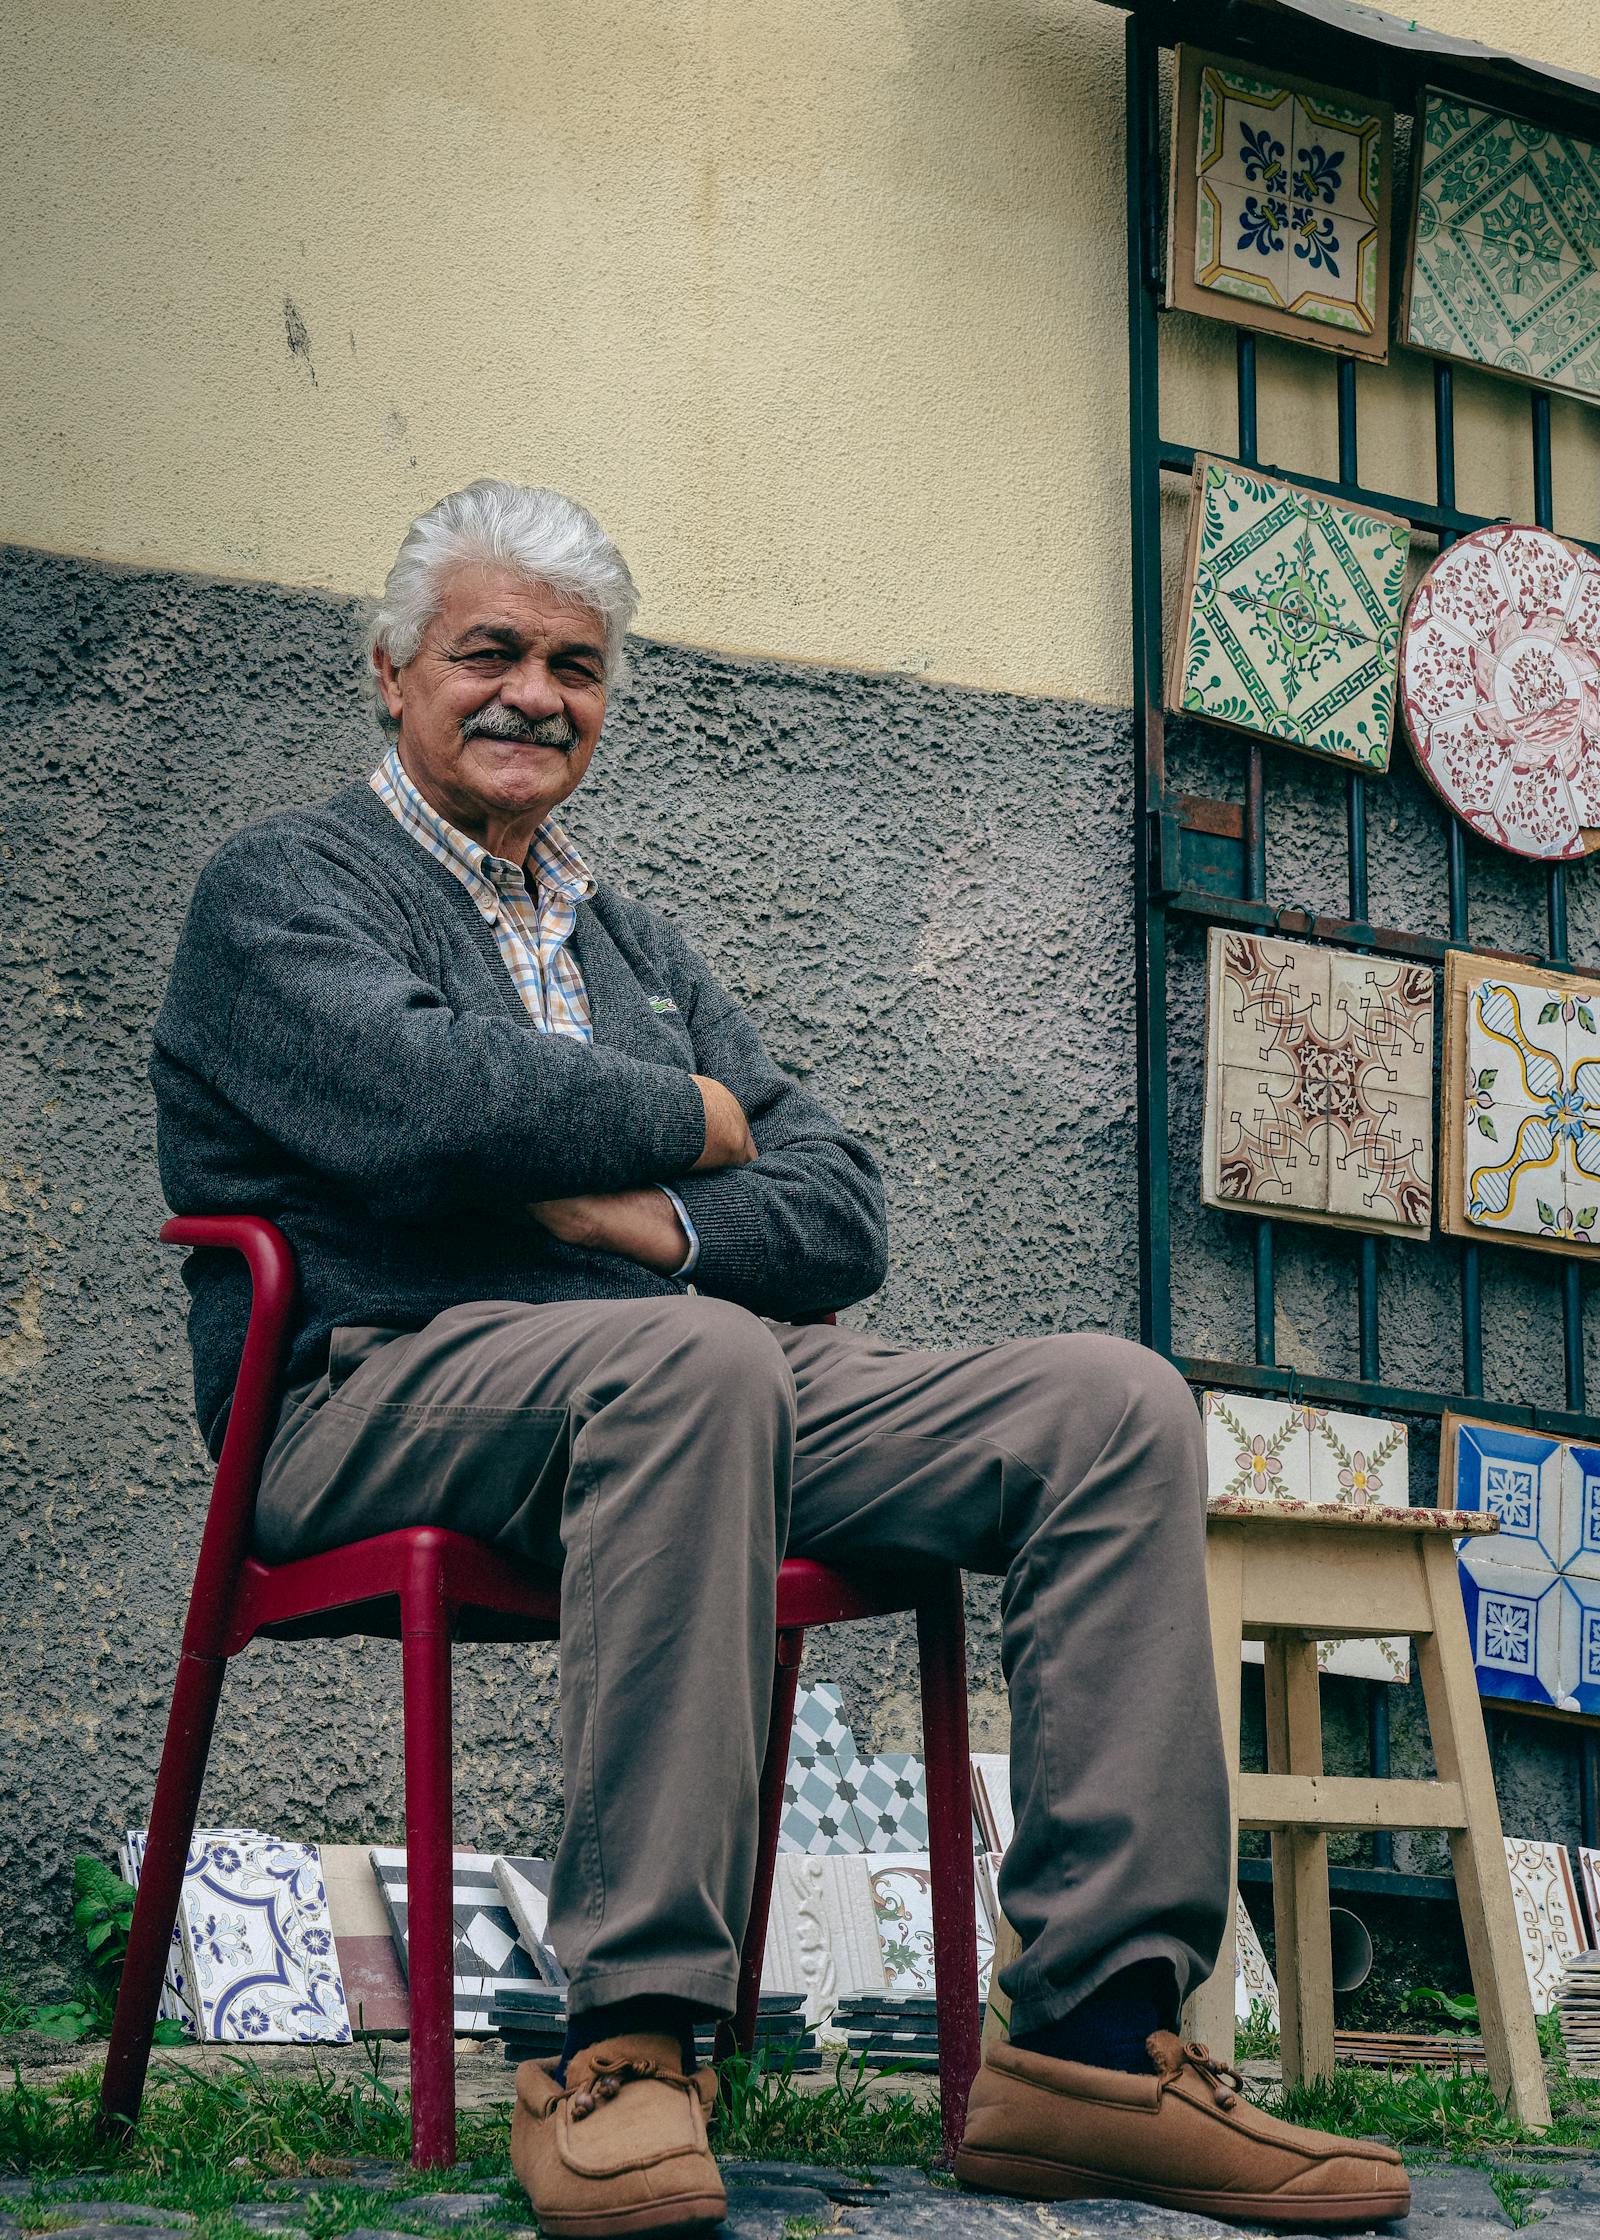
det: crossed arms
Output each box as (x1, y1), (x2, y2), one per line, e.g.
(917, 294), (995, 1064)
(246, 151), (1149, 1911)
(154, 829), (888, 1320)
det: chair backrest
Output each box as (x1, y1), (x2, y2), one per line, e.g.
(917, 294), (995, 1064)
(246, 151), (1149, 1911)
(160, 1215), (298, 1660)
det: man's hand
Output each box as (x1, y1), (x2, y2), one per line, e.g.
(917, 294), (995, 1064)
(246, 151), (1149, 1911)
(692, 1074), (756, 1170)
(529, 1187), (694, 1274)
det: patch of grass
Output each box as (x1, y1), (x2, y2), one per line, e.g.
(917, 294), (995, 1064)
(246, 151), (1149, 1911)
(1255, 2056), (1600, 2157)
(710, 2051), (940, 2169)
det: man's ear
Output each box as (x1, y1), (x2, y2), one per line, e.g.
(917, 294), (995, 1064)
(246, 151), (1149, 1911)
(373, 646), (405, 722)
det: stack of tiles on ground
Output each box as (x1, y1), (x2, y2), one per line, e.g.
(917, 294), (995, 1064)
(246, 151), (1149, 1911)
(1447, 1413), (1600, 1713)
(1203, 929), (1434, 1236)
(1442, 953), (1600, 1256)
(1204, 1389), (1413, 1682)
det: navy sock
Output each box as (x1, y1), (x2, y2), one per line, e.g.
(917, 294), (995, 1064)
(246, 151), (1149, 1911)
(556, 1996), (700, 2085)
(1011, 1961), (1175, 2076)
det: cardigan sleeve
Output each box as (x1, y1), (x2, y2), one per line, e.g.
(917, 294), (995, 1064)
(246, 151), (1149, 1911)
(155, 829), (710, 1220)
(653, 921), (890, 1318)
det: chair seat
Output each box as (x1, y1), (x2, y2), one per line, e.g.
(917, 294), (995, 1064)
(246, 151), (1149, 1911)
(227, 1530), (947, 1655)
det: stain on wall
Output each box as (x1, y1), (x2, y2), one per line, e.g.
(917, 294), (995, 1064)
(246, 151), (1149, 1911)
(0, 540), (1594, 1990)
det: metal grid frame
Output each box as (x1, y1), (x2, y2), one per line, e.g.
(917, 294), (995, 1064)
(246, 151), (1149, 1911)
(1123, 0), (1600, 1858)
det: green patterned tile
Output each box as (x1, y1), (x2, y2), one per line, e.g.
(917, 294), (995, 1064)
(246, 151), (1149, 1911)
(1407, 91), (1600, 401)
(1173, 457), (1410, 768)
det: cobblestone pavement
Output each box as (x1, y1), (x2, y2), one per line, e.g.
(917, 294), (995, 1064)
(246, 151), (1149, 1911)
(6, 2152), (1600, 2240)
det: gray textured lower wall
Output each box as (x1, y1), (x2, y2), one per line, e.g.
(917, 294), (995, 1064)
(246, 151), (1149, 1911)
(0, 540), (1590, 1995)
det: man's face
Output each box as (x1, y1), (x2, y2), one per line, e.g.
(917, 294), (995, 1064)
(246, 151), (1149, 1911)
(374, 564), (609, 848)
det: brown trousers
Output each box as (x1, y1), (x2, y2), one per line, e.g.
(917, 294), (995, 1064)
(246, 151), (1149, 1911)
(256, 1297), (1228, 2034)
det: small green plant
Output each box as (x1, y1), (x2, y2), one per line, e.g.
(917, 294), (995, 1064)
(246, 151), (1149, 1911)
(73, 1858), (137, 2009)
(1404, 1985), (1479, 2029)
(25, 2005), (99, 2045)
(1235, 1997), (1280, 2061)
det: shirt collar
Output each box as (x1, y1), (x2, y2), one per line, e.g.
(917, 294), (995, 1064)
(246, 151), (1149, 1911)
(370, 744), (595, 912)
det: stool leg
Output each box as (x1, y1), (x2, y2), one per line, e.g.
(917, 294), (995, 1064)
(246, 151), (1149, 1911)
(721, 1627), (804, 2067)
(402, 1608), (457, 2168)
(918, 1570), (979, 2166)
(99, 1649), (226, 2138)
(1183, 1528), (1242, 2062)
(1416, 1539), (1550, 2130)
(1263, 1637), (1334, 2085)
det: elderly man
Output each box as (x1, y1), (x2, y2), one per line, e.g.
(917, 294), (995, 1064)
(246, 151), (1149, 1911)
(153, 481), (1405, 2235)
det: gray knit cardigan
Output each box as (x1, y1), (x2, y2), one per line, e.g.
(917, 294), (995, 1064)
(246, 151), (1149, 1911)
(151, 782), (889, 1446)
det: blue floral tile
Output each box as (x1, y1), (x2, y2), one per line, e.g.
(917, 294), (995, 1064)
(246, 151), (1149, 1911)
(1449, 1421), (1565, 1569)
(1457, 1549), (1566, 1707)
(1562, 1572), (1600, 1715)
(176, 1836), (349, 2044)
(1564, 1445), (1600, 1580)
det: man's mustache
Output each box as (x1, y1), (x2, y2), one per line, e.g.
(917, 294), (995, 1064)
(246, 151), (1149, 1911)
(460, 705), (579, 751)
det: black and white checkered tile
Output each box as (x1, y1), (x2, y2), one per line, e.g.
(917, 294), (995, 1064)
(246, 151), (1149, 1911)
(369, 1848), (542, 2032)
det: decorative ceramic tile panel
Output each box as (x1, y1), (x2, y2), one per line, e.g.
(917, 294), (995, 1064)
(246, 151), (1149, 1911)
(1306, 1407), (1409, 1510)
(1204, 930), (1433, 1237)
(1403, 91), (1600, 404)
(1448, 1421), (1565, 1568)
(320, 1844), (408, 2035)
(124, 1826), (267, 2041)
(1203, 1390), (1314, 1502)
(1442, 953), (1600, 1258)
(1577, 1846), (1600, 1944)
(175, 1836), (349, 2044)
(1457, 1554), (1569, 1709)
(493, 1856), (567, 1988)
(970, 1756), (1014, 1857)
(870, 1858), (937, 1994)
(1446, 1411), (1600, 1716)
(1206, 1391), (1411, 1681)
(1168, 49), (1393, 359)
(369, 1848), (542, 2032)
(1400, 526), (1600, 861)
(1236, 1896), (1280, 2029)
(1173, 460), (1410, 771)
(853, 1753), (929, 1852)
(760, 1855), (887, 2024)
(1503, 1838), (1587, 2015)
(781, 1683), (872, 1853)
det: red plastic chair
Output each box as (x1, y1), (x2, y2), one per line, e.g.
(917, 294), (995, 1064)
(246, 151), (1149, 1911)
(100, 1216), (980, 2166)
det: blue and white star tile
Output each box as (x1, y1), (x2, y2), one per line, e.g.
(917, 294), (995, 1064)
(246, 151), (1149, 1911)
(1450, 1422), (1565, 1569)
(1458, 1550), (1566, 1708)
(1564, 1445), (1600, 1580)
(1562, 1571), (1600, 1716)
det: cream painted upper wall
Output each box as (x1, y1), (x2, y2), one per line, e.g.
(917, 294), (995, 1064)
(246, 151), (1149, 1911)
(0, 0), (1596, 701)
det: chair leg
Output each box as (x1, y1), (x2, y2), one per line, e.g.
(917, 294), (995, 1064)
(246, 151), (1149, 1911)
(1183, 1528), (1243, 2062)
(1416, 1538), (1550, 2130)
(917, 1569), (979, 2167)
(721, 1627), (804, 2068)
(402, 1601), (457, 2169)
(98, 1650), (227, 2139)
(1263, 1636), (1334, 2085)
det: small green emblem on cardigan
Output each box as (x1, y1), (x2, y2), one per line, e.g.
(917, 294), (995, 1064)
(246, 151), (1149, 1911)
(648, 995), (680, 1013)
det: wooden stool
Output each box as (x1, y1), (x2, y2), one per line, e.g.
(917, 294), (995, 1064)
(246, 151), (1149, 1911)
(1188, 1498), (1549, 2129)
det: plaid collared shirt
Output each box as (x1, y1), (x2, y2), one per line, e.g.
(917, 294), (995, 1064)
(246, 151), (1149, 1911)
(370, 745), (595, 1040)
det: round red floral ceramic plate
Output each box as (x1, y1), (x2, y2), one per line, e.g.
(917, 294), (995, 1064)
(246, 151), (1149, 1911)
(1399, 523), (1600, 861)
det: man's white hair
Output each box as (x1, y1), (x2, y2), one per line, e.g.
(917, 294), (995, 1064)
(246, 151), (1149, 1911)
(365, 480), (639, 726)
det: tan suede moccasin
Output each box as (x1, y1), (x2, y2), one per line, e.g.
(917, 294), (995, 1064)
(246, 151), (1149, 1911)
(510, 2031), (726, 2239)
(954, 2031), (1409, 2230)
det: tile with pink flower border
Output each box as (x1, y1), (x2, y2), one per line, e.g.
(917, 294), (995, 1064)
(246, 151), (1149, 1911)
(1202, 1391), (1311, 1504)
(1306, 1407), (1408, 1510)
